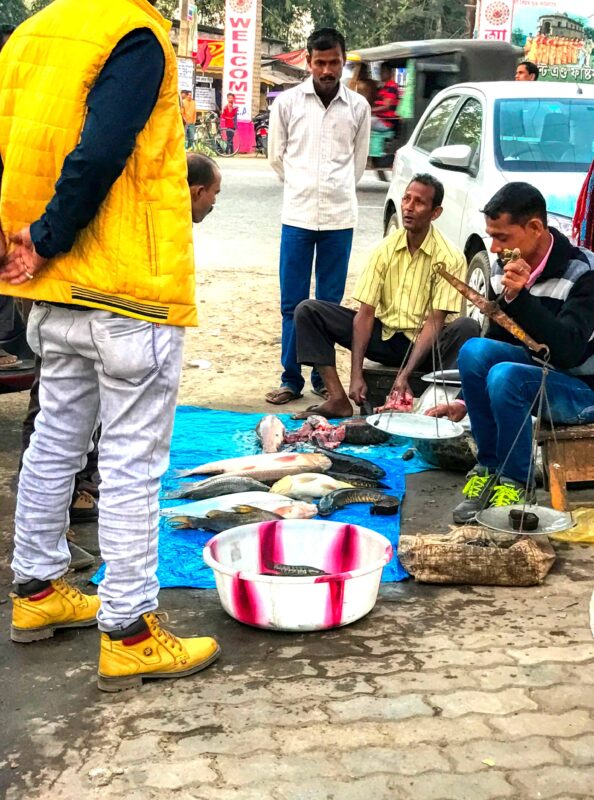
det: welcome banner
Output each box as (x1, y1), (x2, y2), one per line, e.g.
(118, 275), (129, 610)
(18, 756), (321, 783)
(222, 0), (258, 121)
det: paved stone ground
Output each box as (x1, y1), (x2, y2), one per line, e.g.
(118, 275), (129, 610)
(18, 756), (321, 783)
(1, 160), (593, 797)
(1, 397), (593, 799)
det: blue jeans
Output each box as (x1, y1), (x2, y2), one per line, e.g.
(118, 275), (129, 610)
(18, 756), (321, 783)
(279, 225), (353, 393)
(184, 123), (195, 149)
(459, 338), (594, 483)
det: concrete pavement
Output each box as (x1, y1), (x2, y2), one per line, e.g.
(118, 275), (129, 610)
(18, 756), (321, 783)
(1, 405), (593, 798)
(1, 158), (593, 799)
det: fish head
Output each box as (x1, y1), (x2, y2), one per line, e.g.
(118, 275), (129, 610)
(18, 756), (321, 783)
(270, 476), (291, 494)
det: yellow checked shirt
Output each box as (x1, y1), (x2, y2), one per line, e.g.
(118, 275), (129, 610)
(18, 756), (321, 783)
(353, 225), (466, 341)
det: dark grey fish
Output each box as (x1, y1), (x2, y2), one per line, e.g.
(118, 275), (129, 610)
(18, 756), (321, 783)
(266, 563), (328, 577)
(326, 471), (389, 489)
(163, 475), (270, 501)
(168, 505), (282, 532)
(313, 447), (386, 480)
(318, 488), (399, 517)
(342, 417), (390, 445)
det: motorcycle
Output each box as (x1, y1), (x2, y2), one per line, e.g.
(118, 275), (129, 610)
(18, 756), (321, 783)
(253, 110), (269, 157)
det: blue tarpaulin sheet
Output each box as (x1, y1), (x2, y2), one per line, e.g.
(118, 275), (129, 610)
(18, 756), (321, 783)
(92, 406), (433, 588)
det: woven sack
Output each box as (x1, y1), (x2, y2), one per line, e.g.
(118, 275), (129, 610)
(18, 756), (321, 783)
(398, 526), (556, 586)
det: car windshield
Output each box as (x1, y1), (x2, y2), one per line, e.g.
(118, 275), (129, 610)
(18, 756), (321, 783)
(495, 97), (594, 172)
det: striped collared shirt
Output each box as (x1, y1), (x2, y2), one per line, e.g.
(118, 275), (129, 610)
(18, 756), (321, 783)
(268, 76), (371, 231)
(353, 225), (466, 340)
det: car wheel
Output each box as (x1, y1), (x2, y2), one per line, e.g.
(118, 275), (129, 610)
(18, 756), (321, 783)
(385, 211), (399, 237)
(463, 250), (491, 334)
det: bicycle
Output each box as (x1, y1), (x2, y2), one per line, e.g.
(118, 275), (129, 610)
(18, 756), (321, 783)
(191, 112), (239, 158)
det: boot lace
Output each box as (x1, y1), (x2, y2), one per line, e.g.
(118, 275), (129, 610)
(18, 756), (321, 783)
(146, 612), (183, 652)
(462, 473), (490, 499)
(54, 578), (85, 602)
(490, 483), (524, 508)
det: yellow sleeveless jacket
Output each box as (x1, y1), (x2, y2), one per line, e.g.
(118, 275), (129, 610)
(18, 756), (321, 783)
(0, 0), (196, 326)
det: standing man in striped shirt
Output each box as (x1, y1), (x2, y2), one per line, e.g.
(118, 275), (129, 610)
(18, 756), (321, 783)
(265, 28), (371, 406)
(292, 175), (480, 419)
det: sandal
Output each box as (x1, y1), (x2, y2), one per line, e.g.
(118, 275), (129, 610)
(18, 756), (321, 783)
(265, 387), (303, 405)
(0, 348), (21, 370)
(311, 387), (329, 401)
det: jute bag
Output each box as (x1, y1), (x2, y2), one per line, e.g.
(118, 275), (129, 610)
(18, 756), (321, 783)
(398, 526), (556, 586)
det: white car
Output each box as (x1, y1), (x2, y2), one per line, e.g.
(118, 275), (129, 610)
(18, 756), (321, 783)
(383, 81), (594, 328)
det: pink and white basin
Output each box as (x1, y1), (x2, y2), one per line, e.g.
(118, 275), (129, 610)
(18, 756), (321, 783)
(203, 519), (393, 631)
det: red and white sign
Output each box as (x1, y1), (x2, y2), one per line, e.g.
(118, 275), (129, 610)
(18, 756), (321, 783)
(477, 0), (516, 43)
(223, 0), (258, 121)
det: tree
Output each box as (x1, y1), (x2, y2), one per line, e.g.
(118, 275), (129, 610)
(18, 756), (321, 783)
(1, 0), (27, 25)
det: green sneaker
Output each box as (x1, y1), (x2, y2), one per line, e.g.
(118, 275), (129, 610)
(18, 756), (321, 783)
(452, 466), (497, 525)
(489, 477), (535, 509)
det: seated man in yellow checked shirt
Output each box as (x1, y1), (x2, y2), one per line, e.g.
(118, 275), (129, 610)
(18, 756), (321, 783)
(293, 174), (480, 419)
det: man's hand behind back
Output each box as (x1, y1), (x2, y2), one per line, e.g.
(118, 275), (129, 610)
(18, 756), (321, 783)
(0, 225), (6, 268)
(0, 226), (48, 285)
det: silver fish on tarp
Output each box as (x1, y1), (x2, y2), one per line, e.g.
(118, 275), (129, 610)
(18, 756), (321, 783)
(256, 415), (286, 453)
(168, 505), (283, 532)
(163, 475), (270, 501)
(176, 452), (332, 482)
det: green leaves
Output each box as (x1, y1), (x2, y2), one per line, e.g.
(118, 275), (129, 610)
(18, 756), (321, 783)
(1, 0), (28, 25)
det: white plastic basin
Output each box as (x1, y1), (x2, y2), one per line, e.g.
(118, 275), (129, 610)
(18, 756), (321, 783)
(203, 519), (393, 631)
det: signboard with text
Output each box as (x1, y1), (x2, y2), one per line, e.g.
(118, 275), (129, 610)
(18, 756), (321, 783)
(195, 77), (217, 112)
(477, 0), (515, 43)
(222, 0), (258, 121)
(476, 1), (593, 78)
(512, 1), (593, 73)
(177, 57), (195, 93)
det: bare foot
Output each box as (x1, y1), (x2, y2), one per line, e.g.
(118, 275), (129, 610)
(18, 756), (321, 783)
(291, 398), (353, 420)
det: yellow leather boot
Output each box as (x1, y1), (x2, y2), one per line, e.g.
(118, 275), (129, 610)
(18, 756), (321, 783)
(11, 578), (100, 643)
(98, 612), (220, 692)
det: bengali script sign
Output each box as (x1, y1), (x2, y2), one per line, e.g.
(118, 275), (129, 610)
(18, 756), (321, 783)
(477, 0), (516, 43)
(222, 0), (258, 121)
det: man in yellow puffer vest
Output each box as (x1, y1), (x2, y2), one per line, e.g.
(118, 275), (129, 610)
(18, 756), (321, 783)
(0, 0), (220, 692)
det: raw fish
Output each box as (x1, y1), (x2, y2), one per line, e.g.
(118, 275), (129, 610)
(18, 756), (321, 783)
(326, 471), (389, 489)
(256, 415), (286, 453)
(163, 475), (270, 501)
(284, 415), (345, 449)
(176, 452), (331, 482)
(342, 417), (390, 445)
(313, 447), (386, 480)
(271, 473), (353, 500)
(318, 488), (399, 517)
(161, 491), (317, 520)
(169, 505), (282, 533)
(265, 563), (327, 577)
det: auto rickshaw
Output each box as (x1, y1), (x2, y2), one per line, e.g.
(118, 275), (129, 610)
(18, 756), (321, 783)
(346, 39), (521, 178)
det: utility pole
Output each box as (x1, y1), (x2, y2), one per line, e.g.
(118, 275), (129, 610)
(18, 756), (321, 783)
(465, 1), (478, 38)
(179, 0), (190, 57)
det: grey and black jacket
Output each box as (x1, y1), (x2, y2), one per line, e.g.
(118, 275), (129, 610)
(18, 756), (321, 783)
(488, 227), (594, 388)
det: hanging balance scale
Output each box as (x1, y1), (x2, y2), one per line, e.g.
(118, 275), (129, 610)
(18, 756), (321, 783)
(370, 253), (575, 534)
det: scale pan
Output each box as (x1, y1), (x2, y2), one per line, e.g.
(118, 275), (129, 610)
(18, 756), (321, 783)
(367, 413), (464, 440)
(476, 504), (575, 535)
(421, 369), (462, 386)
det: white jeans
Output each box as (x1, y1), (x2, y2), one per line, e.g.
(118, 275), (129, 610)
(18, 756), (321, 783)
(12, 303), (184, 631)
